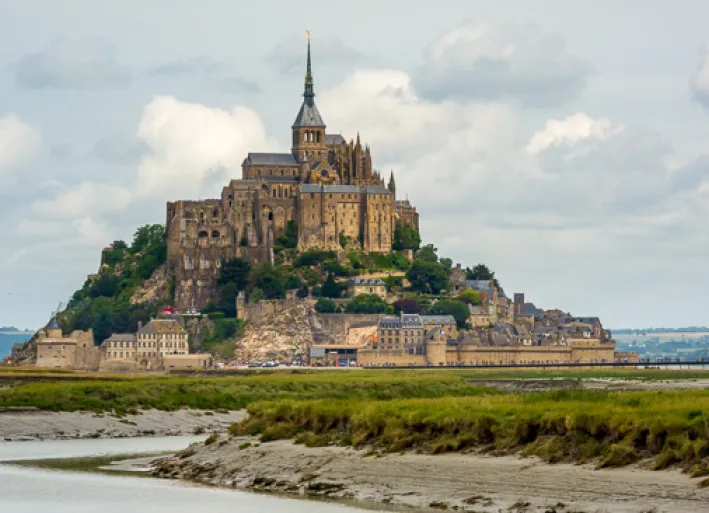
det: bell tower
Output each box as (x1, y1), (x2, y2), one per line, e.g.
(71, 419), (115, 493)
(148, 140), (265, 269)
(292, 31), (327, 161)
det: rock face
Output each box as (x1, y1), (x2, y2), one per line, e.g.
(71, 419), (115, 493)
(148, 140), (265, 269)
(130, 263), (171, 305)
(10, 332), (39, 365)
(235, 300), (321, 362)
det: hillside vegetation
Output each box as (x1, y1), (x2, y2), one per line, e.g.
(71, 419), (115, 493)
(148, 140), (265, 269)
(58, 224), (170, 343)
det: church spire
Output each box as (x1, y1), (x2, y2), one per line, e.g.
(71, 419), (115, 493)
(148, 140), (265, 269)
(304, 30), (314, 102)
(388, 170), (396, 196)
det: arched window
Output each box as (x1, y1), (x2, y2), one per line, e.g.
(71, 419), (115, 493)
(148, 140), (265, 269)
(198, 230), (209, 238)
(212, 209), (219, 218)
(316, 131), (321, 143)
(303, 132), (308, 143)
(284, 188), (289, 199)
(212, 230), (220, 238)
(272, 188), (277, 198)
(199, 211), (205, 222)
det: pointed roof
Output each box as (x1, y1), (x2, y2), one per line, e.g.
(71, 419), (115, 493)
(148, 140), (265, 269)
(293, 32), (325, 128)
(47, 316), (60, 330)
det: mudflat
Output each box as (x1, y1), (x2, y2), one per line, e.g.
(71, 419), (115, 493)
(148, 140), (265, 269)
(0, 409), (245, 441)
(152, 435), (709, 513)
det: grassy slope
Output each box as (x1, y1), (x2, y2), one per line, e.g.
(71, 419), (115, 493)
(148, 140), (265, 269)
(235, 389), (709, 476)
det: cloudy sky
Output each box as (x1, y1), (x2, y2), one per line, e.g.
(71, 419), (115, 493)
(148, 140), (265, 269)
(2, 0), (709, 330)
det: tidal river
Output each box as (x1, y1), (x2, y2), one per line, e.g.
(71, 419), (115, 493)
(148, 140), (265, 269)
(0, 436), (370, 513)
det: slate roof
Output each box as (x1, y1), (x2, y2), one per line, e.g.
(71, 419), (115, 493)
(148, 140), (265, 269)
(137, 319), (187, 335)
(300, 184), (363, 193)
(247, 153), (298, 166)
(47, 316), (60, 330)
(261, 176), (299, 183)
(293, 99), (326, 127)
(326, 134), (346, 145)
(365, 185), (392, 195)
(380, 315), (423, 329)
(420, 315), (456, 325)
(105, 333), (137, 342)
(349, 278), (386, 286)
(466, 280), (493, 292)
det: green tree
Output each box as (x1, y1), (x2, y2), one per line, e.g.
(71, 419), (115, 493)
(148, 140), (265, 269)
(429, 299), (470, 328)
(393, 223), (421, 251)
(131, 224), (165, 254)
(416, 244), (438, 263)
(275, 220), (298, 251)
(439, 257), (453, 272)
(466, 263), (500, 289)
(346, 294), (388, 314)
(315, 297), (337, 313)
(456, 289), (482, 305)
(218, 258), (251, 290)
(321, 273), (340, 298)
(248, 263), (286, 299)
(406, 260), (449, 294)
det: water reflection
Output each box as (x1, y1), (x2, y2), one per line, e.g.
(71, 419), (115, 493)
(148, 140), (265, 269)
(0, 437), (370, 513)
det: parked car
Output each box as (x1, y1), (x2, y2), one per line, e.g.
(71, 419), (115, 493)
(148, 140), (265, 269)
(248, 361), (263, 368)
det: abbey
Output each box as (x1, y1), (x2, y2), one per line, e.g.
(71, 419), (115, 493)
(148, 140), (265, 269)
(166, 37), (419, 309)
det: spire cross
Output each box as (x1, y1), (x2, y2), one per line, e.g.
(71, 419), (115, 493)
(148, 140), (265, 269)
(304, 30), (314, 101)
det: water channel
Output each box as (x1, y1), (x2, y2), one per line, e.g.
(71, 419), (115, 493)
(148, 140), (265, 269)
(0, 436), (370, 513)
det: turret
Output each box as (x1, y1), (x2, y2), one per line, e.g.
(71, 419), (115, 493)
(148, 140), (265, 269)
(388, 171), (396, 196)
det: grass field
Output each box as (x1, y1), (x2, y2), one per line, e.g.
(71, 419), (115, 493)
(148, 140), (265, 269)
(2, 367), (709, 475)
(233, 390), (709, 476)
(1, 367), (708, 412)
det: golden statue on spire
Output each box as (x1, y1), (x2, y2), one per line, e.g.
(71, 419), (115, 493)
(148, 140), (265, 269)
(306, 30), (311, 39)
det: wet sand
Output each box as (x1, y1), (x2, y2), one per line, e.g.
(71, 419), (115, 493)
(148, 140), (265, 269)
(0, 409), (245, 442)
(153, 435), (709, 513)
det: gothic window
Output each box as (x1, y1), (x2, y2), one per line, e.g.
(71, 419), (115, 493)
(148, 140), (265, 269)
(198, 230), (208, 238)
(212, 209), (219, 219)
(199, 211), (205, 222)
(212, 230), (220, 238)
(316, 131), (321, 143)
(284, 188), (289, 199)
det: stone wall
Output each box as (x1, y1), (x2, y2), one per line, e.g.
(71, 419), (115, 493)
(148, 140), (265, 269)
(358, 340), (618, 366)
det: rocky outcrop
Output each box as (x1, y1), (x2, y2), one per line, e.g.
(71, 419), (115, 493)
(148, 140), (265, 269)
(184, 316), (215, 352)
(10, 332), (39, 365)
(234, 300), (322, 362)
(130, 264), (171, 305)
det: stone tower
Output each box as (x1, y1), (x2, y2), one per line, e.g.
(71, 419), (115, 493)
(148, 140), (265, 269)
(291, 32), (327, 162)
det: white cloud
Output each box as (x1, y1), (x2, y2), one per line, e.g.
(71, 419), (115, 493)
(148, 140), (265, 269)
(135, 95), (278, 198)
(318, 67), (709, 322)
(0, 114), (42, 177)
(690, 44), (709, 109)
(525, 113), (620, 154)
(412, 21), (592, 107)
(31, 182), (133, 220)
(14, 37), (130, 90)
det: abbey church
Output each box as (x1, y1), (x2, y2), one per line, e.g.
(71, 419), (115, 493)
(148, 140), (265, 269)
(166, 37), (420, 309)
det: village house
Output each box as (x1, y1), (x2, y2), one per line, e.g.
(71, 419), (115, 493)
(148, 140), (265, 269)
(348, 278), (388, 299)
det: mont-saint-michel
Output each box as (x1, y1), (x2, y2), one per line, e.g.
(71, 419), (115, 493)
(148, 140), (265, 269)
(10, 38), (626, 372)
(3, 26), (709, 513)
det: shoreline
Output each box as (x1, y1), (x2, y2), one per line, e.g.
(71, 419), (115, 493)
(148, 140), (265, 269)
(0, 409), (245, 442)
(152, 434), (709, 513)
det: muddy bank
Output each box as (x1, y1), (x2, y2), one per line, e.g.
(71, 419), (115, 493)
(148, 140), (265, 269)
(152, 435), (709, 513)
(0, 409), (245, 442)
(467, 378), (709, 392)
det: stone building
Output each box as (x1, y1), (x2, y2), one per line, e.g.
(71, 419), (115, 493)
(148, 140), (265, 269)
(375, 313), (458, 355)
(165, 36), (419, 309)
(100, 318), (190, 370)
(348, 278), (387, 299)
(35, 317), (99, 370)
